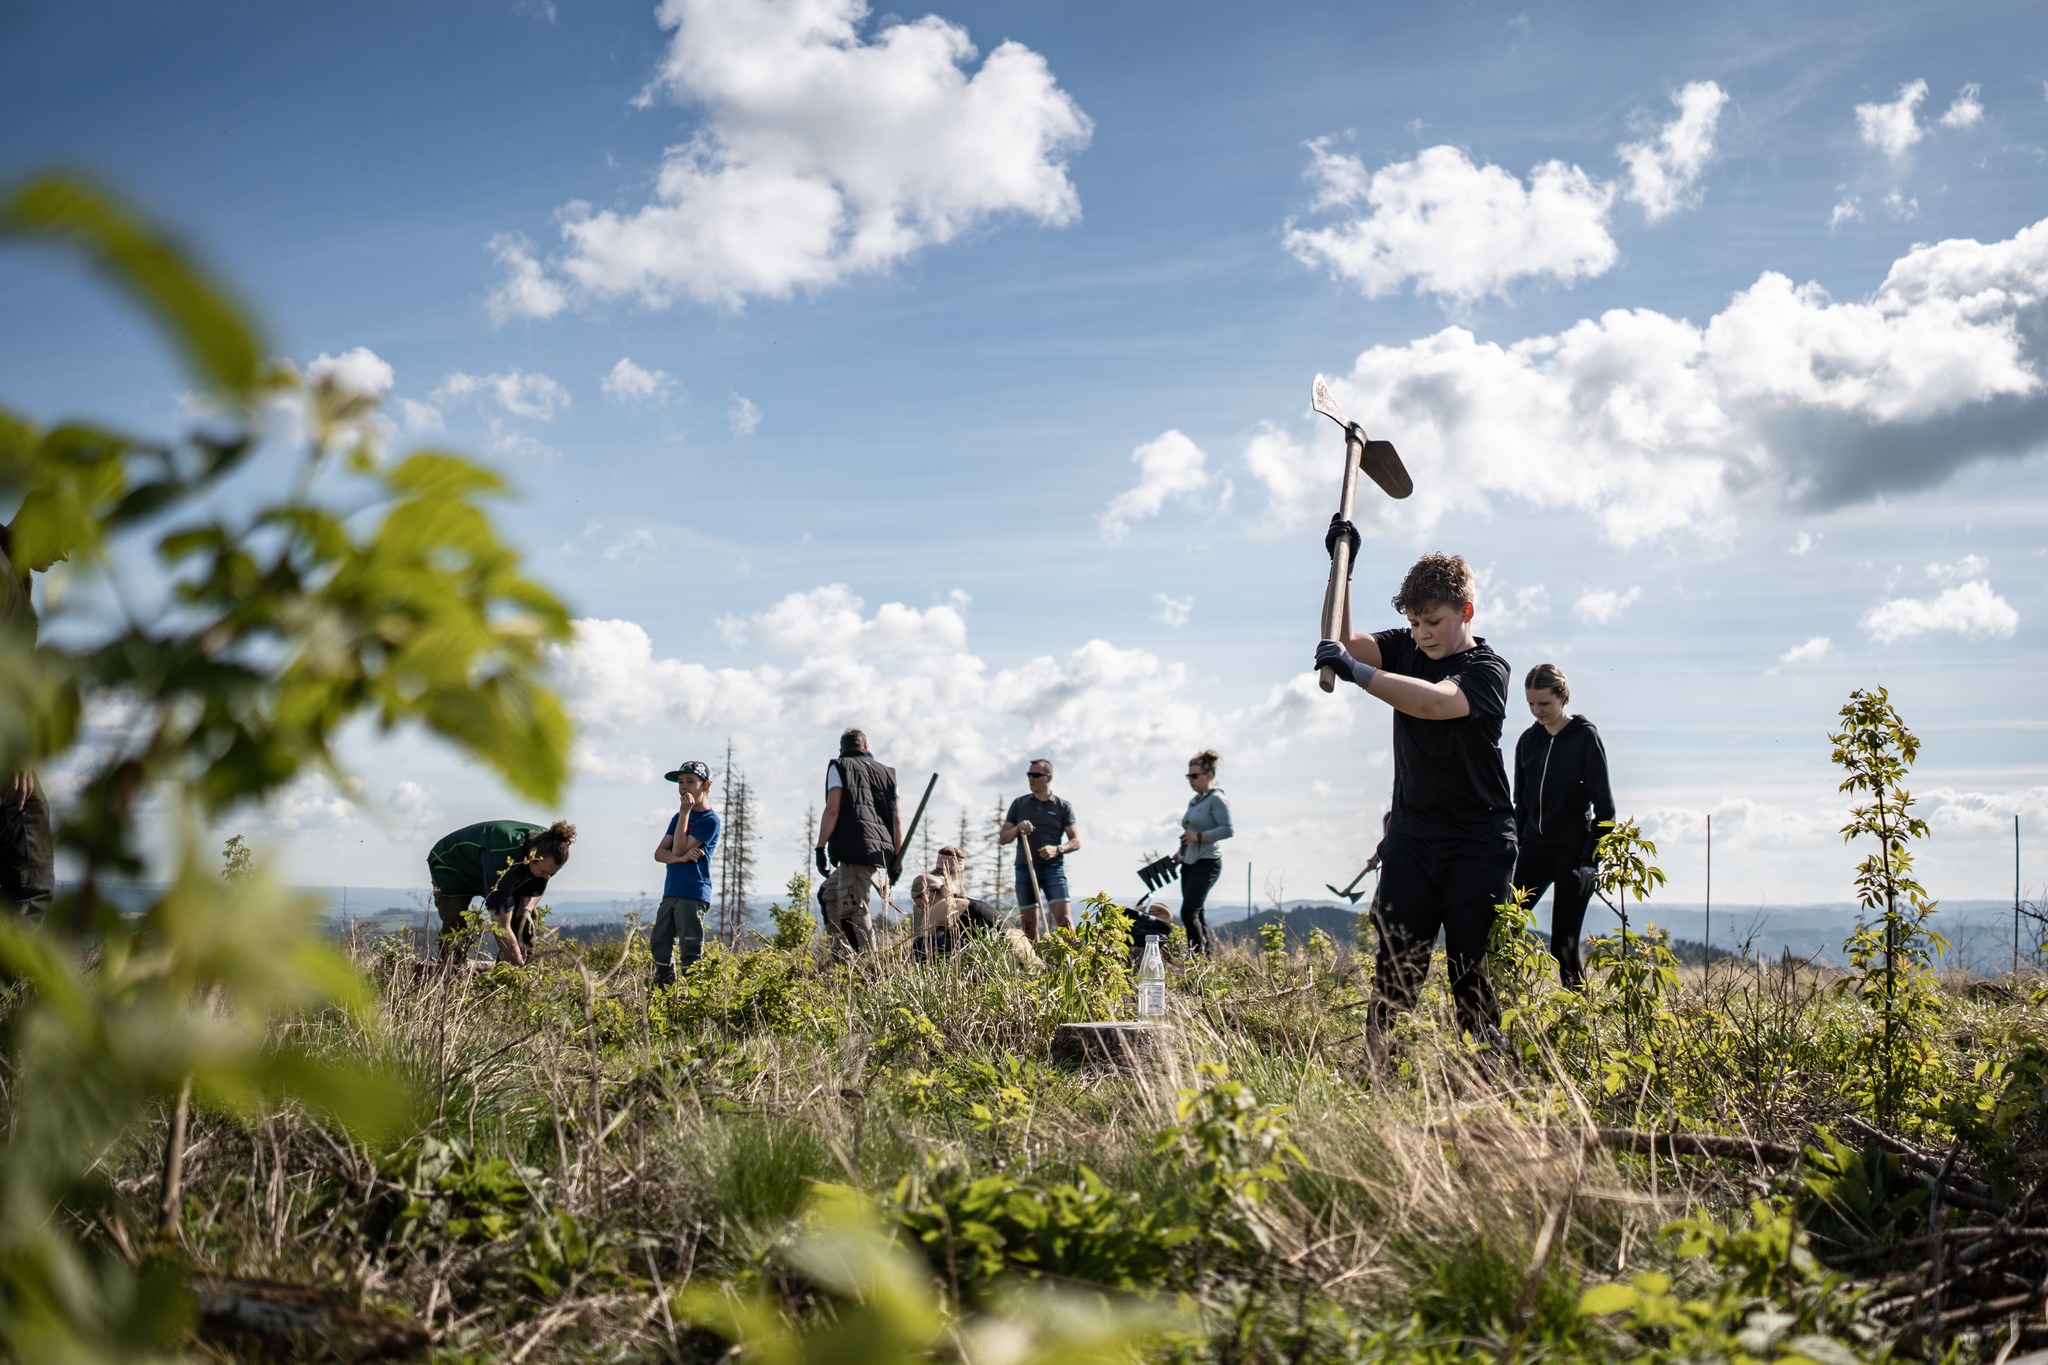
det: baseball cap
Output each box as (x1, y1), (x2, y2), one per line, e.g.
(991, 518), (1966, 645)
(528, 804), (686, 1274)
(664, 759), (711, 783)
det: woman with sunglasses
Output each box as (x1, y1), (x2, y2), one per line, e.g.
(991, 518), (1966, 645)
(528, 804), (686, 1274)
(1177, 749), (1232, 954)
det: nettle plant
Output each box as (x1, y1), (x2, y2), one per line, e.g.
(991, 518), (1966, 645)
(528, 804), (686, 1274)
(0, 174), (572, 1358)
(1830, 687), (1950, 1132)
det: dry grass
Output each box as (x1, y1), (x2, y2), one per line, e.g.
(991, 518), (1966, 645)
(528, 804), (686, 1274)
(102, 914), (2048, 1362)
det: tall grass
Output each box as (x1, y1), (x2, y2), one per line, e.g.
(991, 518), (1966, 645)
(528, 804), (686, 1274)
(100, 911), (2048, 1361)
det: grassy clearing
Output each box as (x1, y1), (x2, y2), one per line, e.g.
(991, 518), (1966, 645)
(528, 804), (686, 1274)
(98, 886), (2048, 1364)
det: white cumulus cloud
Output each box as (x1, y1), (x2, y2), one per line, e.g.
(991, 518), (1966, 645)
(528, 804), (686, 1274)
(1286, 86), (1728, 304)
(492, 0), (1092, 315)
(397, 398), (445, 434)
(486, 232), (568, 322)
(729, 393), (762, 436)
(432, 368), (571, 420)
(1862, 579), (2019, 643)
(1940, 83), (1985, 130)
(1284, 141), (1617, 302)
(1575, 586), (1641, 624)
(1857, 79), (1929, 163)
(1242, 213), (2048, 543)
(602, 357), (678, 405)
(306, 347), (394, 399)
(1618, 80), (1730, 221)
(549, 584), (1349, 828)
(1779, 636), (1831, 665)
(1099, 430), (1212, 540)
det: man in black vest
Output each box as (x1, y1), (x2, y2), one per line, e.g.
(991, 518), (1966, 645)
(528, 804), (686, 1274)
(811, 728), (903, 956)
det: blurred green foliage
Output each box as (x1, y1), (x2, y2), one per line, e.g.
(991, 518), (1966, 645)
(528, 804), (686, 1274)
(0, 171), (574, 1360)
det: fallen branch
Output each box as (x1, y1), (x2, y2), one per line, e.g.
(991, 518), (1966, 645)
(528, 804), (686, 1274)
(1593, 1129), (1802, 1166)
(193, 1275), (431, 1360)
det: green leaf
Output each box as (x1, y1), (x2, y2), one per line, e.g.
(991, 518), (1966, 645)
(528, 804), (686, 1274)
(1578, 1282), (1639, 1316)
(0, 173), (265, 401)
(387, 450), (506, 499)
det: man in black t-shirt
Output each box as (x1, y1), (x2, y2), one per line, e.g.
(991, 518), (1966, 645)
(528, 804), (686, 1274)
(1315, 548), (1515, 1047)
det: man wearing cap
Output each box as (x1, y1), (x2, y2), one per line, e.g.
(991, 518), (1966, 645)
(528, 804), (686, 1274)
(908, 844), (1003, 961)
(652, 759), (721, 988)
(812, 727), (903, 957)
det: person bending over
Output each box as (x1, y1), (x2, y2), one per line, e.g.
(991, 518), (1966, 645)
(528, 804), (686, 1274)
(652, 759), (721, 988)
(1000, 759), (1081, 939)
(1314, 548), (1515, 1048)
(1512, 663), (1615, 991)
(427, 819), (576, 966)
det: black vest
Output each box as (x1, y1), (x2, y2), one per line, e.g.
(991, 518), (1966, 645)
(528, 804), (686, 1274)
(828, 753), (898, 868)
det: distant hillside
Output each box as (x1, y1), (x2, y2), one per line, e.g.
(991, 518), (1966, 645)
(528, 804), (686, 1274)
(1211, 903), (1363, 948)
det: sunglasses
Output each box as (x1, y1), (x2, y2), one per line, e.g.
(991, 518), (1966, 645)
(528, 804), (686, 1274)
(1185, 771), (1205, 778)
(1027, 770), (1051, 780)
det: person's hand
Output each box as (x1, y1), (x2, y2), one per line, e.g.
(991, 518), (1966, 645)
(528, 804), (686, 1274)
(1324, 514), (1361, 573)
(1314, 639), (1360, 685)
(6, 772), (29, 811)
(1576, 866), (1597, 896)
(1036, 843), (1058, 863)
(814, 846), (829, 877)
(887, 852), (903, 882)
(1014, 819), (1034, 836)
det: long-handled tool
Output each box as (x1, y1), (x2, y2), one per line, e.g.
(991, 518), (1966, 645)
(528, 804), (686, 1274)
(1018, 833), (1047, 932)
(895, 773), (938, 872)
(1310, 375), (1412, 693)
(1325, 860), (1377, 905)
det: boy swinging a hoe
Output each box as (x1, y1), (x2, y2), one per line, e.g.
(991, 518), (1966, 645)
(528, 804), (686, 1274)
(1315, 548), (1515, 1052)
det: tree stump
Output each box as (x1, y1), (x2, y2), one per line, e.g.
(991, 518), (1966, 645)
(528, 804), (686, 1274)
(1050, 1021), (1173, 1070)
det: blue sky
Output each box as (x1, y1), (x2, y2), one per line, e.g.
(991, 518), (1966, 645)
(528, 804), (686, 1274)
(4, 0), (2045, 915)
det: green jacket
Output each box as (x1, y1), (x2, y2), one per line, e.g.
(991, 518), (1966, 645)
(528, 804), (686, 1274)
(427, 820), (542, 900)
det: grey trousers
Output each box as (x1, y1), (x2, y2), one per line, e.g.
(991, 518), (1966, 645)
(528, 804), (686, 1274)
(652, 896), (707, 986)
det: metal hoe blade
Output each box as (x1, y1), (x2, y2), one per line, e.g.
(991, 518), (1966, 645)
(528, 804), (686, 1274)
(1310, 374), (1413, 501)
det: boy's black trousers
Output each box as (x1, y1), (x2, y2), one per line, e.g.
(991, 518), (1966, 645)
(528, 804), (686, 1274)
(1369, 829), (1516, 1043)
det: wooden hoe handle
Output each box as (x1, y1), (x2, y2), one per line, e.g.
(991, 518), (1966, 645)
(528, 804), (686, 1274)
(1318, 431), (1365, 693)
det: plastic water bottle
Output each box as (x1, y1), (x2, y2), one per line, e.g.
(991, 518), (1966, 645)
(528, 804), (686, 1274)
(1136, 938), (1166, 1020)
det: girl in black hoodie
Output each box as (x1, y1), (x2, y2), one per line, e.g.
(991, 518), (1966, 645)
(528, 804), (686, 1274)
(1512, 663), (1616, 990)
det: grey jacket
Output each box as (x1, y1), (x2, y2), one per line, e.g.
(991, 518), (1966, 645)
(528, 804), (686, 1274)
(1179, 788), (1233, 864)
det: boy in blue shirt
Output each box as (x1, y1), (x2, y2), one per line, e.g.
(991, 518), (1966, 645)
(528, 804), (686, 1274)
(652, 759), (721, 988)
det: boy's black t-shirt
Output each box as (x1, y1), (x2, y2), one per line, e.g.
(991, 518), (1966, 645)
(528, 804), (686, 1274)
(1372, 629), (1514, 843)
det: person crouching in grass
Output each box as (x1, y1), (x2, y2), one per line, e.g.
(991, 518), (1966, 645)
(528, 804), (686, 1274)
(652, 759), (720, 989)
(427, 819), (577, 967)
(1315, 548), (1516, 1051)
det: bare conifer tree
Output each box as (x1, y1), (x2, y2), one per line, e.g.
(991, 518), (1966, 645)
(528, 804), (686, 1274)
(722, 773), (756, 944)
(715, 739), (757, 945)
(800, 803), (817, 882)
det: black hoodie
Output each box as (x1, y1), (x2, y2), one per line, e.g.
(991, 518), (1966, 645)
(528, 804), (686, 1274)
(1512, 716), (1616, 866)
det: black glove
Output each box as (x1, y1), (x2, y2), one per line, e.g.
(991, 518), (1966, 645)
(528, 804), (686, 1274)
(1576, 866), (1597, 896)
(887, 852), (903, 882)
(1324, 514), (1361, 576)
(814, 846), (829, 877)
(1314, 638), (1360, 685)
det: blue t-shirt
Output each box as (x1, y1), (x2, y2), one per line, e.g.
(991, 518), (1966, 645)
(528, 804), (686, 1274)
(662, 809), (721, 902)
